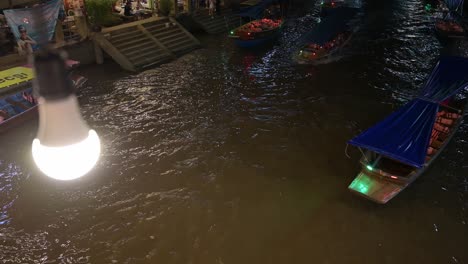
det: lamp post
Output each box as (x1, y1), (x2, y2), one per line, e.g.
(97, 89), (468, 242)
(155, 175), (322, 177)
(31, 48), (101, 180)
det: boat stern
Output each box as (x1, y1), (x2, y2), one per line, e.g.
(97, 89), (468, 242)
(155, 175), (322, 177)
(348, 171), (404, 204)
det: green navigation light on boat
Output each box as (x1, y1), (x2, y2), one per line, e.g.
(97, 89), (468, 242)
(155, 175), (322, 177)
(425, 4), (432, 12)
(230, 31), (234, 35)
(357, 183), (369, 194)
(366, 165), (373, 171)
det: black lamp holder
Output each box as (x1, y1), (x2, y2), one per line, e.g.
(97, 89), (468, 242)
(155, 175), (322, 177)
(32, 48), (75, 101)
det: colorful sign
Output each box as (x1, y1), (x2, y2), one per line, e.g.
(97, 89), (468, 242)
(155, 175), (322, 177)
(64, 0), (85, 16)
(0, 67), (34, 89)
(3, 0), (63, 54)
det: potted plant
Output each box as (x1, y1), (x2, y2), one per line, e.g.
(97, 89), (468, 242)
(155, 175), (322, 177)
(85, 0), (122, 30)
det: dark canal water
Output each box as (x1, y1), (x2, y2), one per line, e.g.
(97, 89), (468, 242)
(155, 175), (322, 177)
(1, 0), (468, 263)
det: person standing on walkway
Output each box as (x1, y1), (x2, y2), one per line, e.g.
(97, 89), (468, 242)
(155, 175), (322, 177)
(209, 0), (215, 17)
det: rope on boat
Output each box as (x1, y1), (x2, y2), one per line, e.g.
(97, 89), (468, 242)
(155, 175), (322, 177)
(344, 144), (351, 159)
(358, 147), (370, 163)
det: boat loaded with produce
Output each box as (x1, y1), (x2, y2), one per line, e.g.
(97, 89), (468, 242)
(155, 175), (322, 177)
(294, 7), (359, 65)
(434, 0), (466, 39)
(0, 60), (86, 133)
(347, 57), (468, 204)
(229, 18), (283, 48)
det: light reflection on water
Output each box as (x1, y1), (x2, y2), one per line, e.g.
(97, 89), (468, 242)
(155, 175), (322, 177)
(0, 0), (468, 263)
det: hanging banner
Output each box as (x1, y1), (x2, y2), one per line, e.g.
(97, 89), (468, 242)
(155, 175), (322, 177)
(3, 0), (63, 55)
(0, 67), (34, 90)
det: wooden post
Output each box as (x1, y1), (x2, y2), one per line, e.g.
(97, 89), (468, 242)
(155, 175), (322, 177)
(93, 37), (104, 64)
(54, 20), (65, 46)
(173, 0), (178, 16)
(75, 15), (88, 40)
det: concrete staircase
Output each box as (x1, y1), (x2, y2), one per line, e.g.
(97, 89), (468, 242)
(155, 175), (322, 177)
(141, 17), (200, 56)
(192, 8), (242, 34)
(95, 17), (200, 71)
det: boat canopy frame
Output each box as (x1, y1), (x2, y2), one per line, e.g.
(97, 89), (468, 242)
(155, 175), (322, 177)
(348, 56), (468, 168)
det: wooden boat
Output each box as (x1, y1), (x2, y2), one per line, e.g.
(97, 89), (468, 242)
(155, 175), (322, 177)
(347, 57), (468, 204)
(434, 18), (466, 39)
(434, 0), (466, 39)
(229, 18), (283, 48)
(0, 61), (86, 134)
(293, 7), (359, 65)
(295, 31), (354, 64)
(0, 66), (34, 97)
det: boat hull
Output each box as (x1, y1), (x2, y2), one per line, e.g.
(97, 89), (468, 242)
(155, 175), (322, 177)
(233, 32), (280, 48)
(0, 74), (87, 134)
(434, 27), (466, 39)
(294, 31), (354, 65)
(349, 102), (467, 204)
(434, 19), (466, 39)
(348, 172), (405, 204)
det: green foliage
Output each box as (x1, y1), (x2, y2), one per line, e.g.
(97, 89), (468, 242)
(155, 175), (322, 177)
(159, 0), (172, 16)
(85, 0), (121, 26)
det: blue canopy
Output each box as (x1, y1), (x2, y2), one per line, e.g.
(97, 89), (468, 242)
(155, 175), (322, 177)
(349, 56), (468, 168)
(298, 7), (358, 46)
(238, 0), (277, 18)
(349, 99), (438, 168)
(445, 0), (464, 12)
(419, 56), (468, 102)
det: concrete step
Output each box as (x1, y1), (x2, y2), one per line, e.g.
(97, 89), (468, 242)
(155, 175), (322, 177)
(192, 10), (241, 34)
(157, 32), (186, 42)
(119, 40), (154, 53)
(148, 27), (181, 38)
(113, 37), (149, 50)
(159, 34), (192, 46)
(128, 49), (167, 62)
(109, 26), (139, 37)
(166, 39), (196, 49)
(111, 34), (148, 47)
(97, 17), (200, 71)
(159, 34), (193, 46)
(109, 29), (142, 43)
(146, 25), (180, 36)
(143, 20), (172, 31)
(123, 44), (159, 57)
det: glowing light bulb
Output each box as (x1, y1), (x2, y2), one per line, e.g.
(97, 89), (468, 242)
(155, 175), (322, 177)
(230, 31), (234, 34)
(32, 96), (100, 180)
(366, 165), (373, 171)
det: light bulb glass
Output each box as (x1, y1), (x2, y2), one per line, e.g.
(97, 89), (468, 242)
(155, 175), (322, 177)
(32, 130), (100, 180)
(32, 95), (100, 180)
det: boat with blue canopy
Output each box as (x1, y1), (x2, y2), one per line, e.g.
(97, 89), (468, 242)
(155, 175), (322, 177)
(293, 7), (359, 64)
(347, 57), (468, 204)
(434, 0), (466, 38)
